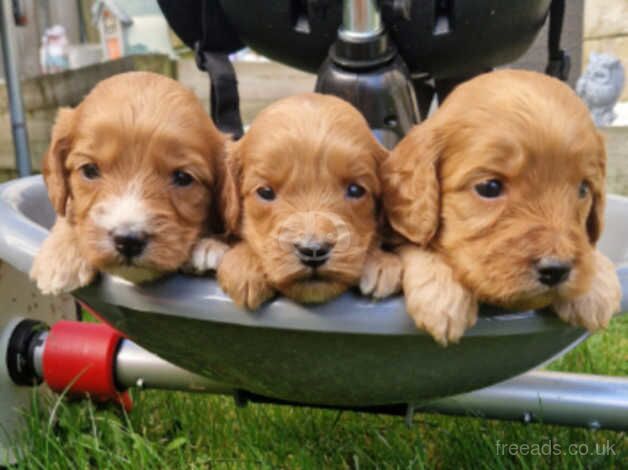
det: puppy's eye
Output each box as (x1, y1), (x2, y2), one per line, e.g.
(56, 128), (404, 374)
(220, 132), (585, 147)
(256, 186), (276, 201)
(346, 183), (366, 199)
(474, 179), (503, 199)
(579, 181), (590, 199)
(80, 163), (100, 180)
(172, 170), (194, 187)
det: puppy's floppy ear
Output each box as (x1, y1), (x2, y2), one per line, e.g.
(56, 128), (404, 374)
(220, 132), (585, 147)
(586, 133), (607, 244)
(381, 122), (440, 245)
(218, 139), (243, 236)
(43, 107), (75, 216)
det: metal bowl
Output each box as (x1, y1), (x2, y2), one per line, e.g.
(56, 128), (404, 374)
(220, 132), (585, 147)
(1, 176), (626, 405)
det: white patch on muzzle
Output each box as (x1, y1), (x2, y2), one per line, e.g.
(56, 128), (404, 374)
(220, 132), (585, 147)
(90, 185), (150, 235)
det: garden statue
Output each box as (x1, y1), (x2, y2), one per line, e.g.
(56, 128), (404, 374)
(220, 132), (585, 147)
(576, 52), (625, 126)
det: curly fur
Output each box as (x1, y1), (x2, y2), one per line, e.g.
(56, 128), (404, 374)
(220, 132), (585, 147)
(217, 93), (401, 309)
(31, 72), (229, 294)
(383, 70), (621, 345)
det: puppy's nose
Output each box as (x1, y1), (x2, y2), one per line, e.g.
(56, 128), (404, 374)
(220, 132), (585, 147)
(535, 258), (572, 287)
(113, 233), (147, 259)
(294, 241), (332, 268)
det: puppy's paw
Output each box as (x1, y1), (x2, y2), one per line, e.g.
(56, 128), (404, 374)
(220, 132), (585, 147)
(400, 245), (478, 346)
(553, 251), (621, 331)
(182, 237), (230, 274)
(30, 247), (96, 295)
(217, 243), (275, 310)
(360, 249), (402, 299)
(30, 218), (97, 295)
(405, 279), (478, 347)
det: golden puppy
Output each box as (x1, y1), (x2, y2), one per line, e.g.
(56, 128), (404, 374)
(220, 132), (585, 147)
(383, 69), (621, 345)
(31, 71), (229, 294)
(217, 93), (401, 309)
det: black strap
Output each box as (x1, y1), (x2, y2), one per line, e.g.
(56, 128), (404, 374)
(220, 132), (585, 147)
(193, 0), (244, 139)
(196, 49), (244, 140)
(545, 0), (570, 81)
(157, 0), (242, 53)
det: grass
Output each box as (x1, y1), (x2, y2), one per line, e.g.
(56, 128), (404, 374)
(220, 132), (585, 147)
(6, 315), (627, 469)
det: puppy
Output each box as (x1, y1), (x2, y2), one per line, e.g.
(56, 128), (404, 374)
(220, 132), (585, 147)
(383, 69), (621, 345)
(217, 93), (401, 309)
(31, 71), (229, 294)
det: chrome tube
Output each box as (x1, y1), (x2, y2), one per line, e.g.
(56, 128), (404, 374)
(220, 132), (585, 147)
(0, 0), (32, 176)
(422, 371), (628, 431)
(114, 339), (232, 394)
(31, 331), (46, 379)
(340, 0), (383, 41)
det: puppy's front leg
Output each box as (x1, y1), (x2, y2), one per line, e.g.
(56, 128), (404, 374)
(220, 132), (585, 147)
(217, 241), (275, 310)
(553, 250), (621, 331)
(360, 246), (402, 299)
(400, 245), (477, 346)
(182, 237), (230, 274)
(30, 217), (97, 295)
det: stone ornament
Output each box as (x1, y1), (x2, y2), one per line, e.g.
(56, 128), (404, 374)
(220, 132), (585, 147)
(577, 52), (625, 127)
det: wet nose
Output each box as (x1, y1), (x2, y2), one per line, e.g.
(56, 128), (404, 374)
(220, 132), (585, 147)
(294, 241), (332, 268)
(113, 233), (147, 259)
(535, 258), (572, 287)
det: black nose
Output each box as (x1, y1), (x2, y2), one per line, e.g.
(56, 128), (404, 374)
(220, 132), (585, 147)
(114, 233), (147, 259)
(536, 259), (572, 287)
(294, 241), (332, 268)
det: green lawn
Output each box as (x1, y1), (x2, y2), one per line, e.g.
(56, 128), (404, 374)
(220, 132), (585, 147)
(7, 315), (627, 469)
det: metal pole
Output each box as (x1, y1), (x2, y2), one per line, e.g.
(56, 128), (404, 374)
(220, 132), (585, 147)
(422, 370), (628, 431)
(339, 0), (382, 42)
(114, 339), (232, 394)
(76, 0), (87, 44)
(31, 333), (231, 394)
(0, 0), (32, 177)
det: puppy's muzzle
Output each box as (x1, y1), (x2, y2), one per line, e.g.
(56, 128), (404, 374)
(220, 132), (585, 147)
(294, 241), (332, 268)
(113, 232), (148, 260)
(276, 211), (351, 262)
(535, 257), (572, 287)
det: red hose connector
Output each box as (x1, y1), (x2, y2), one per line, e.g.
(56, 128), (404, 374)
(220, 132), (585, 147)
(42, 320), (132, 411)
